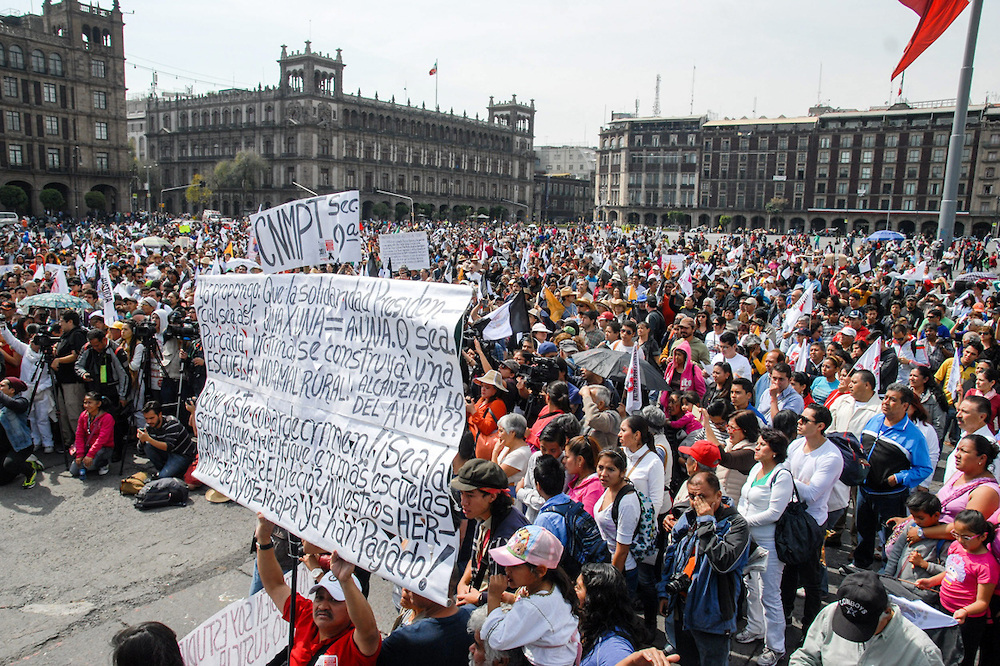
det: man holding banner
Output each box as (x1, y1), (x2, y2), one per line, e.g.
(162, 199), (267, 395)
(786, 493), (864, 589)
(254, 514), (381, 666)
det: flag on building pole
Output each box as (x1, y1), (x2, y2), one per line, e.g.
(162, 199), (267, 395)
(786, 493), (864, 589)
(624, 342), (643, 414)
(428, 61), (438, 76)
(892, 0), (970, 80)
(475, 291), (531, 341)
(946, 344), (963, 401)
(852, 336), (883, 393)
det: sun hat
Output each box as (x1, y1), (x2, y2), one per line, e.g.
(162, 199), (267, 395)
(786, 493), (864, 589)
(473, 369), (508, 392)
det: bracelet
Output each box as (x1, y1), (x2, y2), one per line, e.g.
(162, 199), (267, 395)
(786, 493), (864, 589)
(257, 541), (274, 551)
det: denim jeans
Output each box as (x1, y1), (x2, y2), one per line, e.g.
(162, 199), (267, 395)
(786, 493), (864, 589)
(674, 604), (732, 666)
(638, 561), (660, 628)
(780, 543), (824, 632)
(69, 446), (112, 475)
(144, 442), (193, 479)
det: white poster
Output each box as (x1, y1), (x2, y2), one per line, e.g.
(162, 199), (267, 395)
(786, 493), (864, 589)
(193, 274), (471, 605)
(179, 566), (312, 666)
(251, 191), (362, 273)
(379, 231), (431, 271)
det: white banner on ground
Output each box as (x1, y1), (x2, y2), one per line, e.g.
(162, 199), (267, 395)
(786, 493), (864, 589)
(379, 231), (431, 270)
(178, 565), (312, 666)
(193, 274), (471, 605)
(251, 191), (362, 273)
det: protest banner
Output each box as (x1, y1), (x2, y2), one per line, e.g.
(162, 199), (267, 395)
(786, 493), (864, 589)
(251, 190), (362, 272)
(194, 274), (471, 605)
(179, 565), (312, 666)
(378, 231), (431, 270)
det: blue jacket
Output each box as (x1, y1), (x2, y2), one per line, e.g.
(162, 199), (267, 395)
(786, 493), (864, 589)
(658, 500), (750, 635)
(0, 392), (31, 452)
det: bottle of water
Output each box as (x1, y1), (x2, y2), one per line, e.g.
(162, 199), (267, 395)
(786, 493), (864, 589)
(79, 466), (86, 480)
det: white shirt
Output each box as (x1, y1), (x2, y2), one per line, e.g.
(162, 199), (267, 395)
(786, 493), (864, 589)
(712, 351), (753, 380)
(738, 463), (795, 542)
(786, 436), (844, 526)
(913, 420), (940, 487)
(944, 425), (999, 482)
(482, 587), (581, 666)
(595, 489), (639, 571)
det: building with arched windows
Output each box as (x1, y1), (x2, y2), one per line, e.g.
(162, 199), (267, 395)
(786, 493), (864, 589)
(0, 1), (128, 216)
(143, 42), (536, 221)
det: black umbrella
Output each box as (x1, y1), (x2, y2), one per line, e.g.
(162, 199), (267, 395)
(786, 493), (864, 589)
(571, 348), (669, 391)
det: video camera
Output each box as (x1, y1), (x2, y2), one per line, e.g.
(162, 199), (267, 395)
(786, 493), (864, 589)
(164, 318), (200, 341)
(517, 357), (560, 392)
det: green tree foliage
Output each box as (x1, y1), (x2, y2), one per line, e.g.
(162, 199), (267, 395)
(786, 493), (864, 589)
(0, 185), (28, 213)
(211, 151), (268, 191)
(39, 188), (65, 211)
(394, 202), (410, 221)
(372, 202), (391, 220)
(84, 190), (107, 211)
(185, 174), (213, 209)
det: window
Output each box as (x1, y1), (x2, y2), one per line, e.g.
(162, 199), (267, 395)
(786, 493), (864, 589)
(903, 182), (916, 195)
(884, 149), (897, 162)
(46, 148), (60, 168)
(4, 110), (19, 132)
(862, 135), (876, 147)
(92, 91), (106, 109)
(931, 166), (944, 178)
(986, 167), (996, 179)
(95, 121), (108, 140)
(759, 137), (769, 150)
(8, 144), (23, 165)
(815, 196), (826, 208)
(778, 137), (788, 150)
(907, 148), (921, 162)
(43, 83), (56, 103)
(8, 46), (23, 69)
(861, 150), (874, 163)
(839, 166), (850, 178)
(818, 150), (830, 163)
(30, 50), (45, 73)
(883, 166), (896, 179)
(91, 59), (106, 78)
(886, 135), (899, 147)
(931, 148), (945, 163)
(839, 151), (851, 163)
(44, 116), (58, 135)
(819, 136), (831, 149)
(902, 199), (915, 211)
(48, 53), (63, 76)
(861, 166), (872, 179)
(3, 76), (17, 99)
(837, 182), (849, 194)
(95, 152), (109, 171)
(908, 133), (922, 146)
(841, 135), (853, 148)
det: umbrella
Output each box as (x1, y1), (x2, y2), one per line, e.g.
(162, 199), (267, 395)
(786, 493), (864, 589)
(225, 258), (261, 271)
(18, 293), (91, 310)
(571, 348), (669, 391)
(955, 272), (997, 282)
(174, 237), (194, 249)
(866, 230), (904, 242)
(135, 236), (171, 248)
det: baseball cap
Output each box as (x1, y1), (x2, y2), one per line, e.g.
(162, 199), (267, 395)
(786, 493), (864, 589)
(538, 341), (558, 355)
(793, 328), (810, 337)
(598, 312), (614, 321)
(140, 296), (158, 309)
(831, 571), (888, 642)
(678, 439), (721, 468)
(450, 459), (509, 492)
(500, 359), (520, 373)
(308, 571), (363, 602)
(489, 525), (564, 569)
(840, 326), (857, 338)
(847, 309), (863, 319)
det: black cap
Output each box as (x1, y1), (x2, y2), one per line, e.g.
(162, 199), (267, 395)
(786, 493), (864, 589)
(450, 459), (508, 492)
(832, 571), (889, 642)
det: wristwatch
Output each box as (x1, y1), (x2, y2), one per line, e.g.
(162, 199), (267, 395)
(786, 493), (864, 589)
(916, 526), (925, 539)
(257, 541), (274, 551)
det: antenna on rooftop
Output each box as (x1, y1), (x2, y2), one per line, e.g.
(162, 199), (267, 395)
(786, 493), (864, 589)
(817, 63), (823, 105)
(653, 74), (661, 117)
(690, 65), (696, 115)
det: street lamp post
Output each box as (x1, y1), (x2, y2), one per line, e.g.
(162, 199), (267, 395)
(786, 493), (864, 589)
(143, 163), (157, 215)
(376, 189), (415, 224)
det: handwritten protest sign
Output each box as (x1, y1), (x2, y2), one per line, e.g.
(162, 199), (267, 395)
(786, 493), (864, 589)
(250, 190), (362, 272)
(379, 231), (431, 270)
(194, 274), (471, 604)
(179, 566), (312, 666)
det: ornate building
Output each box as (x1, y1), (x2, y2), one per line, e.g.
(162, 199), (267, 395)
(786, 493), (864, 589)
(0, 1), (128, 216)
(597, 102), (1000, 238)
(144, 42), (536, 221)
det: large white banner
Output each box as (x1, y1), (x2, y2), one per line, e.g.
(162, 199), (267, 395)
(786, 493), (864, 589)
(251, 191), (362, 272)
(194, 274), (471, 604)
(379, 231), (431, 271)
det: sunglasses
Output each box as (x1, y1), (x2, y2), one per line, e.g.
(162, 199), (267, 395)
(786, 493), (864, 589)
(797, 415), (816, 424)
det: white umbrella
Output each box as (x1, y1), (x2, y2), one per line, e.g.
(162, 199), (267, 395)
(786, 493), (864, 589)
(134, 236), (171, 249)
(225, 258), (261, 271)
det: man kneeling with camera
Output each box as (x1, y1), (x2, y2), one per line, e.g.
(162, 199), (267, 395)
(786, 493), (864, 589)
(136, 400), (195, 480)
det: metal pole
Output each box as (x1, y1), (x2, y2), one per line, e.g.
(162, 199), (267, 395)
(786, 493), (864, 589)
(937, 0), (983, 246)
(292, 181), (318, 197)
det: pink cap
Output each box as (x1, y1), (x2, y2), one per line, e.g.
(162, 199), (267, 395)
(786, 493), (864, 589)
(489, 525), (563, 569)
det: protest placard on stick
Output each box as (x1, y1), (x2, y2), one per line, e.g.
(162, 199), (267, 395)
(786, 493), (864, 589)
(379, 231), (431, 270)
(250, 191), (362, 272)
(194, 274), (472, 604)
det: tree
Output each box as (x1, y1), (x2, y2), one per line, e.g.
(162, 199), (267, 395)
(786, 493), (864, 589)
(394, 202), (410, 222)
(667, 210), (685, 230)
(211, 151), (268, 213)
(765, 197), (788, 231)
(39, 188), (65, 212)
(185, 174), (213, 210)
(0, 185), (28, 213)
(719, 214), (733, 231)
(476, 206), (490, 218)
(372, 202), (391, 220)
(84, 190), (107, 212)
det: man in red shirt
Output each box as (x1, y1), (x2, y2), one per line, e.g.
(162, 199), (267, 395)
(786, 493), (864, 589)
(255, 514), (381, 666)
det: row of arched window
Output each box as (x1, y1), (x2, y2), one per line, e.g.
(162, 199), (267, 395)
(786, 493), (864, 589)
(0, 45), (63, 76)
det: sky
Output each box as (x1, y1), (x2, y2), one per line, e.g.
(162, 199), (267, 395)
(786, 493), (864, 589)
(16, 0), (999, 147)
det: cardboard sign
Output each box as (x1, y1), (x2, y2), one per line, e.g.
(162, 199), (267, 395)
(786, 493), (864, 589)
(378, 231), (431, 271)
(251, 191), (362, 272)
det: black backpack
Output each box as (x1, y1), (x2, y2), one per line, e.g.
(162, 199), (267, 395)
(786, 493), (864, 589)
(826, 431), (870, 486)
(134, 477), (190, 510)
(772, 470), (823, 565)
(540, 499), (610, 578)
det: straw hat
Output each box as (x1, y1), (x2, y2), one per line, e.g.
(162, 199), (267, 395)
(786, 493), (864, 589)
(204, 488), (231, 504)
(473, 369), (507, 392)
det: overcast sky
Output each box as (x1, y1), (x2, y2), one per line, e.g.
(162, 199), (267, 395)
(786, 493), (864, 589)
(19, 1), (999, 147)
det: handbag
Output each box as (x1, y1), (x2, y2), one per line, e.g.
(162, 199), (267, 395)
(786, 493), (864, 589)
(773, 470), (823, 565)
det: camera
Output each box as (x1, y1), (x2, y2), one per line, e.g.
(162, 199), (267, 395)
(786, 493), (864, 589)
(165, 317), (200, 341)
(661, 572), (691, 596)
(517, 357), (560, 392)
(133, 322), (157, 341)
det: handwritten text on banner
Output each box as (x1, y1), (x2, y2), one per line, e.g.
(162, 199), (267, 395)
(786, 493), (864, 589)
(194, 275), (471, 605)
(378, 231), (431, 271)
(251, 191), (362, 272)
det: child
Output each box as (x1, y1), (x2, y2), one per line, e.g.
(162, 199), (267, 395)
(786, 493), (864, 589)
(668, 391), (705, 450)
(882, 491), (947, 583)
(916, 509), (1000, 666)
(482, 525), (581, 666)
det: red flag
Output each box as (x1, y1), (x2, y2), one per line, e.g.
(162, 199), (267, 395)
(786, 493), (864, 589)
(429, 61), (437, 76)
(892, 0), (969, 80)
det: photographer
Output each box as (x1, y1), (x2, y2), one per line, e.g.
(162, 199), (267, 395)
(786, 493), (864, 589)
(1, 324), (54, 453)
(76, 328), (129, 457)
(52, 310), (88, 450)
(136, 400), (194, 480)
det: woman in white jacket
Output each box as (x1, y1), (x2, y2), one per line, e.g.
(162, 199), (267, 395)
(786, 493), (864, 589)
(1, 326), (54, 453)
(736, 428), (794, 666)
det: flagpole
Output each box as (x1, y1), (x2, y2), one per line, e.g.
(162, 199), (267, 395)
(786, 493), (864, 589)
(937, 0), (983, 246)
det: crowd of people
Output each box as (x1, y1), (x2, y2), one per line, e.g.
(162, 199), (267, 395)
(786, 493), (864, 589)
(2, 213), (1000, 666)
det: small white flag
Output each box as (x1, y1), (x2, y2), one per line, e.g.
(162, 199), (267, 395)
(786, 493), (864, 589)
(679, 266), (693, 296)
(60, 233), (73, 249)
(783, 286), (814, 333)
(852, 336), (883, 393)
(946, 345), (962, 402)
(51, 267), (69, 294)
(624, 343), (643, 414)
(795, 340), (810, 372)
(859, 253), (873, 275)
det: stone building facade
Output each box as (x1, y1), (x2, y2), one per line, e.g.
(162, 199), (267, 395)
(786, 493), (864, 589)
(144, 42), (536, 221)
(0, 0), (128, 216)
(597, 102), (1000, 238)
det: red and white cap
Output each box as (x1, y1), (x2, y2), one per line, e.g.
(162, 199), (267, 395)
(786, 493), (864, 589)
(489, 525), (563, 569)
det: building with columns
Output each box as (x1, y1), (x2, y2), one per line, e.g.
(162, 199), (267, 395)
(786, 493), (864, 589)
(597, 102), (1000, 238)
(0, 1), (129, 216)
(143, 42), (536, 221)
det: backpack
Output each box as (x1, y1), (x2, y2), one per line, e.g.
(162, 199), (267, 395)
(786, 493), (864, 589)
(120, 471), (149, 496)
(772, 470), (823, 565)
(826, 431), (870, 486)
(540, 499), (610, 578)
(611, 481), (659, 561)
(134, 477), (189, 510)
